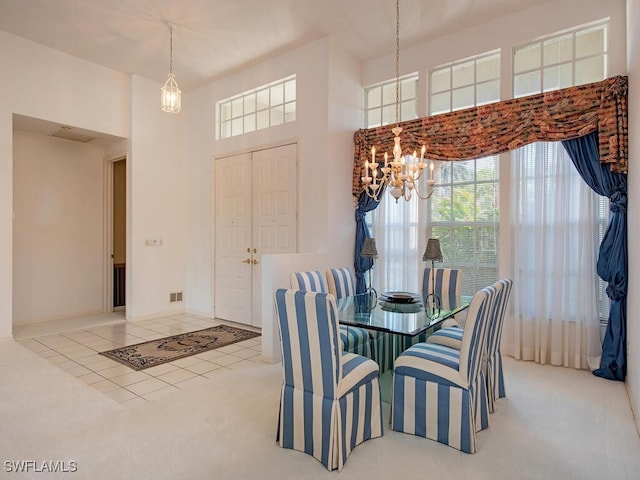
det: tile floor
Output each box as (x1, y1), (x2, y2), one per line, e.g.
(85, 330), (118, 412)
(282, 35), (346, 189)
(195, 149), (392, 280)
(15, 313), (264, 407)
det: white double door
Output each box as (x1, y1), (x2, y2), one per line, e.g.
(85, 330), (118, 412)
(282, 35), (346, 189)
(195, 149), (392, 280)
(214, 143), (298, 327)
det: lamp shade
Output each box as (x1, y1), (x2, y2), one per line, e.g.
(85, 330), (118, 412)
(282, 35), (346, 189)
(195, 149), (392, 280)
(422, 238), (443, 262)
(361, 238), (378, 258)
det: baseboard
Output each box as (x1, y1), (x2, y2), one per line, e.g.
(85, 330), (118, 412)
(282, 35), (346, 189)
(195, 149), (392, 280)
(12, 309), (105, 326)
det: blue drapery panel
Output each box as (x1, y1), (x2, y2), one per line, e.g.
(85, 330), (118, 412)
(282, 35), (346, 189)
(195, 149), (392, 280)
(354, 192), (380, 293)
(562, 131), (628, 381)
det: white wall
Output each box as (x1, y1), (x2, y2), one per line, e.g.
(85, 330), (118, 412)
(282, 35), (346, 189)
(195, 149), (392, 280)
(185, 38), (358, 317)
(0, 30), (130, 338)
(626, 0), (640, 432)
(327, 38), (363, 266)
(0, 31), (189, 332)
(12, 131), (106, 324)
(128, 75), (188, 320)
(0, 28), (360, 336)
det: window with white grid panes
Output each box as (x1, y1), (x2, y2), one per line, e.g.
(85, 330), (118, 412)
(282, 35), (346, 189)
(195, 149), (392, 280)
(365, 74), (418, 128)
(428, 52), (501, 295)
(429, 159), (500, 296)
(513, 21), (609, 323)
(218, 75), (296, 139)
(513, 22), (607, 98)
(430, 51), (500, 115)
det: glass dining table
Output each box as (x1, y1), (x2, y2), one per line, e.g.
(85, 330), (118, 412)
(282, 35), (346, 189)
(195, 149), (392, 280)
(336, 291), (471, 341)
(336, 291), (471, 401)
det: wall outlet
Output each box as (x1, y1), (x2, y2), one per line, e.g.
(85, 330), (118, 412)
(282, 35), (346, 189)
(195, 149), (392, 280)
(145, 239), (163, 247)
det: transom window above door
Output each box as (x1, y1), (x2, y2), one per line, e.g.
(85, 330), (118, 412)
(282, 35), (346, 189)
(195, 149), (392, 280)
(217, 75), (296, 139)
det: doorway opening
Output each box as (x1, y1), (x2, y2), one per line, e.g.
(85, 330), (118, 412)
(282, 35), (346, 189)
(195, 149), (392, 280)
(112, 158), (126, 310)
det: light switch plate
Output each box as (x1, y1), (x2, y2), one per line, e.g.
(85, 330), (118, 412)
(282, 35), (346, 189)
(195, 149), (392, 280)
(145, 239), (163, 247)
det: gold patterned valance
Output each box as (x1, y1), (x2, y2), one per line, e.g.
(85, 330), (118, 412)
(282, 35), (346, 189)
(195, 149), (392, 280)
(353, 75), (628, 200)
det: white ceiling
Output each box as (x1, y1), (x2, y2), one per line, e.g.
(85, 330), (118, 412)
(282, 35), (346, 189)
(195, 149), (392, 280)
(0, 0), (554, 92)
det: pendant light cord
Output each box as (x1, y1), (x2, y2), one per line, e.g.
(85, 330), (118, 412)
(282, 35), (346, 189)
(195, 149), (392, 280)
(169, 23), (174, 75)
(395, 0), (400, 125)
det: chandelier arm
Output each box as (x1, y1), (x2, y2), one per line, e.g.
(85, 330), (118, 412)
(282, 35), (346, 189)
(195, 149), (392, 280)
(413, 181), (436, 200)
(363, 176), (389, 202)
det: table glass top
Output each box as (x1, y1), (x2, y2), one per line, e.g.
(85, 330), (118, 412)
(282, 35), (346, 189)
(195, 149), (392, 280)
(336, 292), (471, 337)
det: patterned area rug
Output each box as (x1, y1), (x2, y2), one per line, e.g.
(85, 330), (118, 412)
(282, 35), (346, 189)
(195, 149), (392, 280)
(99, 325), (261, 371)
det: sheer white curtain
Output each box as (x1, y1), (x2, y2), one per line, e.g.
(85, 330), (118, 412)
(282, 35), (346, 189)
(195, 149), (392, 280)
(370, 194), (424, 294)
(505, 142), (602, 370)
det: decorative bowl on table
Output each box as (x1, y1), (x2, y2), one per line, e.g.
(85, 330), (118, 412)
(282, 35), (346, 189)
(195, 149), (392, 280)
(379, 291), (422, 304)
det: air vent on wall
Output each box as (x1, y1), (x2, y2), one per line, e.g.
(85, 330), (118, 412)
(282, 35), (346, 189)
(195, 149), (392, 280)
(49, 126), (97, 143)
(170, 291), (183, 303)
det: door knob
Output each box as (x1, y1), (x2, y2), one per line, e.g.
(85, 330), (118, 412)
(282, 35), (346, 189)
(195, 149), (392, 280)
(252, 259), (259, 265)
(253, 248), (257, 253)
(242, 258), (251, 264)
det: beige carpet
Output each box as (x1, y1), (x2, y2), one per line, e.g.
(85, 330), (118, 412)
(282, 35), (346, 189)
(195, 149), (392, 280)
(99, 325), (260, 370)
(1, 339), (639, 479)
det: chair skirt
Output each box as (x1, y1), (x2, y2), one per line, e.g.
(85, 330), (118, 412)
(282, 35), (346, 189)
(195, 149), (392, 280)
(276, 377), (383, 471)
(391, 370), (489, 453)
(487, 352), (506, 411)
(429, 329), (506, 414)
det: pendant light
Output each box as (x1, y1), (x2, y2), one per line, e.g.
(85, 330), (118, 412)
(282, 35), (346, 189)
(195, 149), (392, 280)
(161, 22), (181, 114)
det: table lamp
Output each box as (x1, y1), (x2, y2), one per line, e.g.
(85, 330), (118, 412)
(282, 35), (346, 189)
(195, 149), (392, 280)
(361, 237), (378, 299)
(422, 238), (443, 314)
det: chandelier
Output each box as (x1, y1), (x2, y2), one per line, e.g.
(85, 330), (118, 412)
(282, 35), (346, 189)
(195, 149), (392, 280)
(361, 0), (435, 203)
(161, 22), (181, 114)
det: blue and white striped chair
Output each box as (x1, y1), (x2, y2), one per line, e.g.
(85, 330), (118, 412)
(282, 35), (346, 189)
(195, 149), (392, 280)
(274, 289), (383, 471)
(290, 270), (328, 293)
(426, 278), (513, 413)
(291, 271), (371, 358)
(326, 267), (389, 370)
(411, 267), (463, 346)
(425, 324), (464, 349)
(326, 267), (357, 299)
(486, 278), (513, 411)
(390, 284), (497, 453)
(422, 267), (462, 314)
